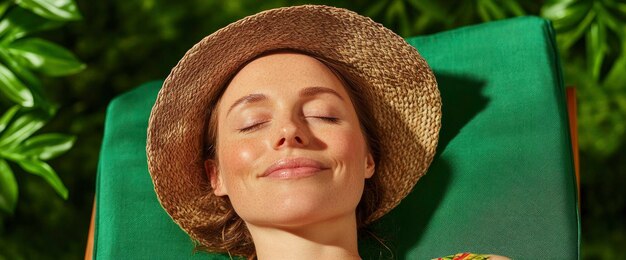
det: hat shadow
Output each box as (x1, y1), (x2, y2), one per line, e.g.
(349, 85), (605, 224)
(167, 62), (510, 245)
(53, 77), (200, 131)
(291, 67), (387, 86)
(359, 72), (488, 259)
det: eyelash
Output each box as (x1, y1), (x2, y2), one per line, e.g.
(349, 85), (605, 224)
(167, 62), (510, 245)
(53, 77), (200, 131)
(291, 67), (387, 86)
(313, 116), (340, 123)
(238, 122), (266, 133)
(237, 117), (339, 133)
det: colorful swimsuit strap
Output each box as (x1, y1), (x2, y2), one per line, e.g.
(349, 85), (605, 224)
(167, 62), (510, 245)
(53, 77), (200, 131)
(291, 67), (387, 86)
(434, 252), (491, 260)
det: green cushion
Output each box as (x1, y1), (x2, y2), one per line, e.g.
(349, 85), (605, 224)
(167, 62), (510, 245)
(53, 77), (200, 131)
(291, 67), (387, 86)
(93, 16), (579, 259)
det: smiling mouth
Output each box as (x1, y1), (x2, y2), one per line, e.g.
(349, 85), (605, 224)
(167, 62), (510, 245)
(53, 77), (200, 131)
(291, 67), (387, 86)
(262, 157), (329, 179)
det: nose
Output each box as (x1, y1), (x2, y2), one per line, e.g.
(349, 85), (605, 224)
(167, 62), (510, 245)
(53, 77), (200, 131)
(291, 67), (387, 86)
(273, 117), (309, 149)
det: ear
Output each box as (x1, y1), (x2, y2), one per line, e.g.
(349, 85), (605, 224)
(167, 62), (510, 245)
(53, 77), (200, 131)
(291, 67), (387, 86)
(364, 152), (375, 179)
(204, 159), (227, 196)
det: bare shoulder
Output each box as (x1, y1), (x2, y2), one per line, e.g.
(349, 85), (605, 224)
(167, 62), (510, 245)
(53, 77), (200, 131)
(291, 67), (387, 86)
(486, 255), (511, 260)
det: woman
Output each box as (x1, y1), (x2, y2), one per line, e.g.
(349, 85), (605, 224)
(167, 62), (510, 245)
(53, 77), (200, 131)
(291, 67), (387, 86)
(147, 5), (508, 260)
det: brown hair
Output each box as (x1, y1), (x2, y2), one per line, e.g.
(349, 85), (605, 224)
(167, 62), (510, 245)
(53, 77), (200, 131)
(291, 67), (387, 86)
(201, 49), (383, 259)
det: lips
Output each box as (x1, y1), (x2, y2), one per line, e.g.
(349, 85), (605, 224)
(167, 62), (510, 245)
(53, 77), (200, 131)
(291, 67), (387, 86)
(262, 157), (329, 179)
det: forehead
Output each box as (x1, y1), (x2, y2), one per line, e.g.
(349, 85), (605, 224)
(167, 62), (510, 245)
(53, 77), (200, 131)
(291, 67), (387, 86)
(218, 52), (351, 106)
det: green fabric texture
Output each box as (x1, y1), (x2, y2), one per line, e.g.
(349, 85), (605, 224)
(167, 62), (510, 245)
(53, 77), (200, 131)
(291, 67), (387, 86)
(93, 16), (579, 259)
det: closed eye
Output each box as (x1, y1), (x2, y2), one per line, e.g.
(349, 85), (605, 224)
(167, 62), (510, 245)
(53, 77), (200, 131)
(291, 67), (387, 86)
(238, 122), (267, 133)
(307, 116), (340, 124)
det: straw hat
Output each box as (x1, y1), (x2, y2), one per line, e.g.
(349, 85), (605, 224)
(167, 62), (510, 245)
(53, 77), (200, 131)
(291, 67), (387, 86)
(147, 4), (440, 247)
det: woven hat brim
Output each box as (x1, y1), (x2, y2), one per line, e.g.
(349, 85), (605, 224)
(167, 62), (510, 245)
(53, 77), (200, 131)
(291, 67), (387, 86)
(147, 4), (441, 246)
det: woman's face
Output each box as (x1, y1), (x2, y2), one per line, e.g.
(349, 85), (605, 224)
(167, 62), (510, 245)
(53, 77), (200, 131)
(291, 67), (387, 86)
(207, 52), (375, 228)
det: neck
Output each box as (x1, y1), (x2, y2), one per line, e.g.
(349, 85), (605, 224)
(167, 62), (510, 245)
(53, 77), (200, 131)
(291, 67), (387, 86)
(247, 213), (361, 260)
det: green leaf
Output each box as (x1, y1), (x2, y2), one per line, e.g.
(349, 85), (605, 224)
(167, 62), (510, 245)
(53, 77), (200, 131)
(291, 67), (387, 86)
(385, 0), (401, 28)
(0, 106), (20, 133)
(604, 48), (626, 90)
(541, 0), (579, 20)
(0, 48), (53, 111)
(586, 20), (607, 81)
(0, 47), (41, 87)
(8, 38), (85, 76)
(0, 111), (46, 148)
(19, 133), (76, 160)
(393, 0), (410, 37)
(0, 148), (26, 161)
(0, 159), (18, 214)
(541, 0), (591, 31)
(16, 159), (67, 199)
(413, 13), (435, 32)
(406, 0), (447, 21)
(501, 0), (525, 17)
(0, 63), (34, 107)
(556, 10), (596, 52)
(594, 3), (625, 38)
(365, 0), (389, 18)
(477, 1), (492, 21)
(15, 0), (81, 21)
(0, 1), (12, 18)
(541, 0), (567, 15)
(482, 0), (506, 20)
(0, 7), (63, 43)
(615, 2), (626, 16)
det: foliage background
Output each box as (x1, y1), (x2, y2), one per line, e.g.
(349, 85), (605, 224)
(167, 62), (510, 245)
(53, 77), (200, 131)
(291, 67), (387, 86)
(0, 0), (624, 259)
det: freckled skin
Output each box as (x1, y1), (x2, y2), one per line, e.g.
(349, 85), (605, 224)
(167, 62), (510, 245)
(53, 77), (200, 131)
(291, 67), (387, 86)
(207, 52), (375, 228)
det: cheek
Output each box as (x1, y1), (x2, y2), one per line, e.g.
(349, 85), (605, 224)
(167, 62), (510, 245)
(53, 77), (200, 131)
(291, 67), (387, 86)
(328, 127), (368, 169)
(217, 138), (262, 188)
(332, 130), (369, 219)
(324, 126), (369, 198)
(222, 141), (257, 163)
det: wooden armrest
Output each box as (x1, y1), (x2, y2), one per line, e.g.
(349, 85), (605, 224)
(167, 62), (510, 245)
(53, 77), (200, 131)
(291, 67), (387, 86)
(566, 87), (579, 206)
(85, 200), (95, 260)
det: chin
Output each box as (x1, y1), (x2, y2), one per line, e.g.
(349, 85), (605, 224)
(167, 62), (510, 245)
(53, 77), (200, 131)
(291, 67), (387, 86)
(230, 175), (364, 229)
(243, 190), (355, 228)
(270, 192), (335, 227)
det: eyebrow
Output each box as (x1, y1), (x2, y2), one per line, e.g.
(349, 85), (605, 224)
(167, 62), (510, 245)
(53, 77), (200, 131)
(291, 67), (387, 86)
(226, 86), (345, 116)
(299, 86), (344, 101)
(226, 93), (267, 116)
